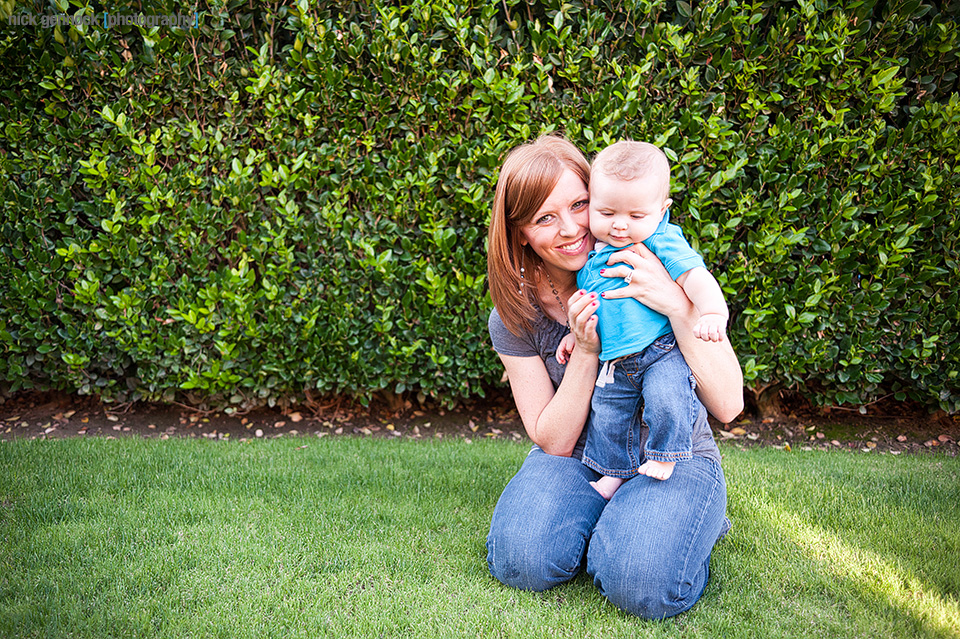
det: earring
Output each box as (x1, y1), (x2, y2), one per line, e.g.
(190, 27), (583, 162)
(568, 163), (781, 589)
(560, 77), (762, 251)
(518, 265), (526, 295)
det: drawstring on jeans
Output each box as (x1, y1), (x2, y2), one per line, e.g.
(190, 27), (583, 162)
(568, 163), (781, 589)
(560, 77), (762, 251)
(595, 360), (616, 388)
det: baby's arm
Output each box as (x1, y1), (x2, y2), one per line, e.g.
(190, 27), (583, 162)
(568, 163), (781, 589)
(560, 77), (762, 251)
(676, 267), (729, 342)
(556, 333), (577, 364)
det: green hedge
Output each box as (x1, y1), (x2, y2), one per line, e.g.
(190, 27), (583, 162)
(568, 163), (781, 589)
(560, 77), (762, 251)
(1, 0), (958, 413)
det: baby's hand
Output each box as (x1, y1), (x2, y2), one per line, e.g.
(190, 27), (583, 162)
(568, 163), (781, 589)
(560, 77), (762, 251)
(693, 313), (728, 342)
(556, 333), (577, 364)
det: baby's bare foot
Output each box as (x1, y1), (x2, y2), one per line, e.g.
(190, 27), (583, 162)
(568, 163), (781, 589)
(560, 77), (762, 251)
(590, 475), (624, 500)
(638, 460), (675, 481)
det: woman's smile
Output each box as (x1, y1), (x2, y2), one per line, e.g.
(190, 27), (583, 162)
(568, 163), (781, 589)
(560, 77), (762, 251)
(556, 234), (589, 255)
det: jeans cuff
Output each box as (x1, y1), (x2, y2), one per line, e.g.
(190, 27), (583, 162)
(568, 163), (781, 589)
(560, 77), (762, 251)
(643, 449), (693, 463)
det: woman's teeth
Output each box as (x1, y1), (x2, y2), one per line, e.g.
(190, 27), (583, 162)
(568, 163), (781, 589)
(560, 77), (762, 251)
(557, 236), (585, 253)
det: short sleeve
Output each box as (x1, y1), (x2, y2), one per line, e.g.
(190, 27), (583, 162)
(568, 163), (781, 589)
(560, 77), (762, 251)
(645, 221), (706, 281)
(488, 307), (538, 357)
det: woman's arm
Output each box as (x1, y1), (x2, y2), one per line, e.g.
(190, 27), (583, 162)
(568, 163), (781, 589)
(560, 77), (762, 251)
(601, 244), (744, 423)
(499, 291), (601, 456)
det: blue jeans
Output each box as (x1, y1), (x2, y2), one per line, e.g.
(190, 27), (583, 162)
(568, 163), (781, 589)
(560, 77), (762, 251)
(583, 333), (700, 475)
(486, 445), (728, 618)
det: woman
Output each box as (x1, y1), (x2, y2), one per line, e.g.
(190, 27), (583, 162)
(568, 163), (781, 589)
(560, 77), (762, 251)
(485, 135), (743, 618)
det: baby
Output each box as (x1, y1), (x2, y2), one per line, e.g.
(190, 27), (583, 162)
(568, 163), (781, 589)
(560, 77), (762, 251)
(557, 140), (728, 499)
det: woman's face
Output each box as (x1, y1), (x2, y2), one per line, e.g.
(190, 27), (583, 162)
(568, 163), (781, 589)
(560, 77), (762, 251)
(519, 169), (593, 275)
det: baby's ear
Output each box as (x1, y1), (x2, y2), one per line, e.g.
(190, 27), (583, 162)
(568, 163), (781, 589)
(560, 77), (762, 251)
(662, 197), (673, 213)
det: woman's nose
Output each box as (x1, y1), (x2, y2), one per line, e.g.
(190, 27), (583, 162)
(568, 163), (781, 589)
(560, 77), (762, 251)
(558, 211), (580, 236)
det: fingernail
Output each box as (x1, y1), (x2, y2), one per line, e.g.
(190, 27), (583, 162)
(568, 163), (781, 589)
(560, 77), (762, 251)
(578, 289), (586, 295)
(592, 302), (598, 307)
(590, 293), (596, 299)
(600, 292), (606, 298)
(599, 269), (606, 274)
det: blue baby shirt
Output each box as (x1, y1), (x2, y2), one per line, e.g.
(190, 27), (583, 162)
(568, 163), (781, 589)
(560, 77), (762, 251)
(577, 211), (706, 361)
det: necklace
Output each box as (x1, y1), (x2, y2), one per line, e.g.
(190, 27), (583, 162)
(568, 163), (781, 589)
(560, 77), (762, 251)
(543, 270), (569, 328)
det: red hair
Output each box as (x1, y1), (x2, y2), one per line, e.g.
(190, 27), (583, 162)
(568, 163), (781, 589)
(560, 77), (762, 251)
(487, 136), (590, 336)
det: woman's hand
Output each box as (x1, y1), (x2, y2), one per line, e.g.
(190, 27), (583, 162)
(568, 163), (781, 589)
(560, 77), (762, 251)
(598, 243), (687, 318)
(565, 289), (601, 355)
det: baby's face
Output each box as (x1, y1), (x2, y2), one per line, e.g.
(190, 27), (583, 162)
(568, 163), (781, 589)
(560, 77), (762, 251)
(588, 172), (670, 248)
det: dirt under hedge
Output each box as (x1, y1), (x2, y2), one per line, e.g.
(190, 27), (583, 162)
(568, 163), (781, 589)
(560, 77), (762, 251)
(3, 391), (957, 458)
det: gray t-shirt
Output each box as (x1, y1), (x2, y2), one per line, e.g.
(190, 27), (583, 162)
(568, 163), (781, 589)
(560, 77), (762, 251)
(488, 307), (721, 463)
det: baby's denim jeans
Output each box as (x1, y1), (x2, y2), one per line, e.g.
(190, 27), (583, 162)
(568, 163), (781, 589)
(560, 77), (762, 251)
(582, 332), (701, 477)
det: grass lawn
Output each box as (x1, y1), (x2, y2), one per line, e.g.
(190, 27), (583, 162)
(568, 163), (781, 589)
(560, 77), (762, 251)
(1, 436), (958, 638)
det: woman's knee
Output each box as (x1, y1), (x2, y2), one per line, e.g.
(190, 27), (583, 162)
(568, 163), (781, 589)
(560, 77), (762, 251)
(588, 550), (708, 619)
(486, 520), (586, 591)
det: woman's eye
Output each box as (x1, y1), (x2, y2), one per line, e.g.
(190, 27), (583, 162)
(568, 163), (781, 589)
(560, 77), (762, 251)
(573, 200), (588, 210)
(536, 214), (555, 225)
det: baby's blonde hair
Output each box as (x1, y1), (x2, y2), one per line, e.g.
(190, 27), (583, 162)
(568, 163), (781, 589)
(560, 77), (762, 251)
(591, 141), (671, 202)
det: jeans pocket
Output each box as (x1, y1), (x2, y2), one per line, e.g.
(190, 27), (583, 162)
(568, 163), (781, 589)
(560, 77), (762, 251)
(651, 332), (677, 352)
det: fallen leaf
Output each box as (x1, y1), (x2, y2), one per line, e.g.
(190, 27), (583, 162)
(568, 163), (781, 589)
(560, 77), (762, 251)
(924, 439), (939, 447)
(413, 426), (420, 435)
(255, 429), (264, 438)
(938, 434), (953, 443)
(335, 427), (343, 434)
(112, 425), (121, 431)
(469, 420), (478, 432)
(63, 410), (76, 419)
(831, 440), (841, 446)
(762, 417), (775, 423)
(106, 414), (119, 422)
(290, 412), (303, 423)
(490, 428), (502, 435)
(730, 427), (747, 436)
(816, 432), (825, 439)
(718, 430), (736, 439)
(897, 435), (908, 442)
(385, 423), (395, 431)
(4, 416), (20, 422)
(148, 424), (156, 429)
(274, 421), (286, 428)
(784, 443), (792, 451)
(866, 441), (877, 449)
